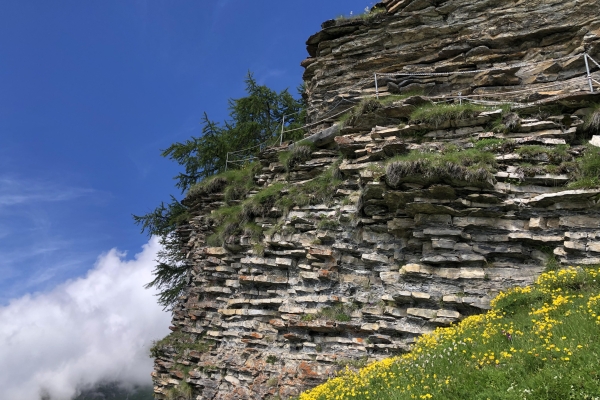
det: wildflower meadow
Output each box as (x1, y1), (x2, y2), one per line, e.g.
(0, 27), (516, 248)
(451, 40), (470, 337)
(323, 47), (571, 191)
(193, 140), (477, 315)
(299, 266), (600, 400)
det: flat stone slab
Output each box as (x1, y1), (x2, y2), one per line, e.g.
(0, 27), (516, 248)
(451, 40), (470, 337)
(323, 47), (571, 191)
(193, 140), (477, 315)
(526, 189), (600, 207)
(517, 121), (559, 132)
(453, 217), (528, 231)
(559, 215), (600, 229)
(293, 124), (341, 148)
(421, 253), (486, 264)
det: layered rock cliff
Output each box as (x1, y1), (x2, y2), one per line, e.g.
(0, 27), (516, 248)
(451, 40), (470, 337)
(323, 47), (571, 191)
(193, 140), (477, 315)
(151, 1), (600, 399)
(303, 0), (600, 127)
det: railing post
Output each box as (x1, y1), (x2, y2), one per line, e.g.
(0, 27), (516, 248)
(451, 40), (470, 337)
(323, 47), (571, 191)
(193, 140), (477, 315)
(585, 52), (595, 93)
(588, 53), (600, 70)
(458, 92), (462, 105)
(280, 115), (285, 146)
(374, 73), (379, 100)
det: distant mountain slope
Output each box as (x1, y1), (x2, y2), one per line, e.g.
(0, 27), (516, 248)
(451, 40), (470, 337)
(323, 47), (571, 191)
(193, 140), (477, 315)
(71, 382), (153, 400)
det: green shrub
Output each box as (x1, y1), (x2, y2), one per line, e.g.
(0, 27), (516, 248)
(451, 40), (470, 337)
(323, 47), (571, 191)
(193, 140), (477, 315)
(546, 161), (578, 176)
(545, 255), (561, 272)
(492, 288), (546, 316)
(490, 117), (509, 134)
(567, 176), (600, 189)
(339, 94), (430, 127)
(266, 355), (279, 364)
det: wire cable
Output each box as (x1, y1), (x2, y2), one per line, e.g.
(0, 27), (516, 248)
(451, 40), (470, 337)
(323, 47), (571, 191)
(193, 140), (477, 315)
(376, 54), (578, 77)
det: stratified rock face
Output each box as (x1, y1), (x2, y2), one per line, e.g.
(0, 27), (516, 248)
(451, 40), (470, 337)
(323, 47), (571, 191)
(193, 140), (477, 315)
(151, 2), (600, 399)
(302, 0), (600, 126)
(151, 92), (600, 399)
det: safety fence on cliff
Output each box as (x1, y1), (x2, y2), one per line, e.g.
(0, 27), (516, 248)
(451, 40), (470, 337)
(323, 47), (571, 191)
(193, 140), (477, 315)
(225, 52), (600, 170)
(375, 52), (600, 105)
(224, 97), (360, 169)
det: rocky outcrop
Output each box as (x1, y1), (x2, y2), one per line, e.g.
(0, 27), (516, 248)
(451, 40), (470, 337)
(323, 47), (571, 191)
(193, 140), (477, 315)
(151, 91), (600, 399)
(151, 1), (600, 399)
(302, 0), (600, 128)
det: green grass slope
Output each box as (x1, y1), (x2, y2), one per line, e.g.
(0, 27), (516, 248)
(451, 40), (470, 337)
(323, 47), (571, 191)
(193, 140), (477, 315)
(300, 267), (600, 400)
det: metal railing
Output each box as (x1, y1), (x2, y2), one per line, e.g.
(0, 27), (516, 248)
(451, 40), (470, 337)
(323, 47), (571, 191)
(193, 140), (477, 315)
(225, 52), (600, 170)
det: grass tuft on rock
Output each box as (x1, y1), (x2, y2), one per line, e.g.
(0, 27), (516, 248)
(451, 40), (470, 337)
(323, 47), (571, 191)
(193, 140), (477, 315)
(300, 266), (600, 400)
(377, 91), (425, 105)
(473, 138), (514, 153)
(308, 303), (358, 322)
(568, 144), (600, 189)
(207, 162), (343, 246)
(341, 99), (383, 127)
(276, 162), (343, 212)
(187, 163), (259, 200)
(279, 144), (314, 172)
(584, 103), (600, 134)
(149, 331), (213, 359)
(386, 147), (496, 188)
(165, 380), (193, 400)
(335, 6), (386, 23)
(410, 103), (488, 127)
(208, 183), (285, 246)
(515, 145), (572, 164)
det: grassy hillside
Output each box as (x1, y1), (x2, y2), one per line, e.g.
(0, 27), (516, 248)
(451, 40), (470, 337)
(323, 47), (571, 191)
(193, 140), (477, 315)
(300, 267), (600, 400)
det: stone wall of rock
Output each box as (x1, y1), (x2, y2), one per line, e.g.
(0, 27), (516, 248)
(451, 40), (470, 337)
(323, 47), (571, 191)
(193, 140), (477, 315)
(302, 0), (600, 128)
(150, 1), (600, 399)
(151, 89), (600, 399)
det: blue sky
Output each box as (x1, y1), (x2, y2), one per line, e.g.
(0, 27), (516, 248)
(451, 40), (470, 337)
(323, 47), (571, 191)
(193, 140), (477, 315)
(0, 0), (372, 302)
(0, 1), (372, 397)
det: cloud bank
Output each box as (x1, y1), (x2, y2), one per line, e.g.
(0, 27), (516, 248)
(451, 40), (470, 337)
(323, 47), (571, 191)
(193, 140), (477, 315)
(0, 238), (171, 400)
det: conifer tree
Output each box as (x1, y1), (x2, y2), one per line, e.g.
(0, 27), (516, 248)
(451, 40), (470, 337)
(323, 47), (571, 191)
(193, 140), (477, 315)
(163, 72), (305, 192)
(133, 72), (305, 308)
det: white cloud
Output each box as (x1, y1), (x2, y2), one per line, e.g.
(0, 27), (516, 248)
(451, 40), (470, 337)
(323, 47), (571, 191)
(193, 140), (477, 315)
(0, 238), (171, 400)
